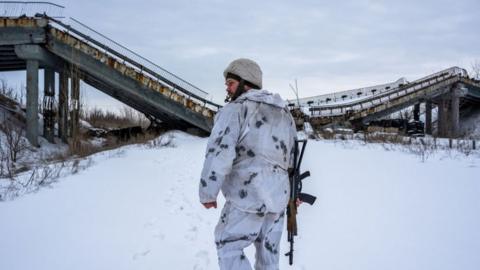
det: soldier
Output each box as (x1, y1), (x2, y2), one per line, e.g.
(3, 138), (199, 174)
(199, 58), (297, 270)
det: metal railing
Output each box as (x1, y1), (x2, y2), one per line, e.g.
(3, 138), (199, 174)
(294, 78), (408, 107)
(0, 1), (64, 17)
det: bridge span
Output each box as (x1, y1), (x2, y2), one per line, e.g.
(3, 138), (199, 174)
(1, 12), (220, 146)
(293, 67), (480, 138)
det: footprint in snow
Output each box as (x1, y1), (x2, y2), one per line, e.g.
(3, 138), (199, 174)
(153, 231), (165, 240)
(185, 225), (199, 241)
(185, 212), (203, 222)
(193, 250), (210, 270)
(132, 249), (151, 260)
(144, 217), (160, 228)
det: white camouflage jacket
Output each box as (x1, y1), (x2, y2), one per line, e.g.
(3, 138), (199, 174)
(199, 89), (297, 214)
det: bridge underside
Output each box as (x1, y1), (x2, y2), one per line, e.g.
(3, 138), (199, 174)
(0, 45), (50, 71)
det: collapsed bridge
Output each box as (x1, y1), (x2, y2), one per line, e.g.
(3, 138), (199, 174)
(292, 67), (480, 138)
(1, 5), (220, 146)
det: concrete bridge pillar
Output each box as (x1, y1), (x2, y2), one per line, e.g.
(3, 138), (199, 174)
(425, 100), (432, 135)
(450, 84), (465, 138)
(413, 103), (420, 121)
(58, 71), (69, 143)
(69, 74), (80, 148)
(437, 97), (448, 137)
(43, 67), (55, 143)
(26, 59), (39, 147)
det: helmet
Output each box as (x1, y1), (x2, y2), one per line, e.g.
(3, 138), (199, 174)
(223, 58), (262, 89)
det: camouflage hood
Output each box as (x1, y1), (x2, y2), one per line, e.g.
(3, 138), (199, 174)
(235, 89), (288, 109)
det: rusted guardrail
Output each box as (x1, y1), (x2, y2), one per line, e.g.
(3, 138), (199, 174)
(0, 1), (64, 17)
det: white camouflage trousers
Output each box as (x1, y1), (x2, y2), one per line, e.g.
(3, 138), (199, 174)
(214, 202), (285, 270)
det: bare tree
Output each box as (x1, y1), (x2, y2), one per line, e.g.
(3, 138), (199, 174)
(0, 120), (28, 163)
(399, 109), (412, 121)
(471, 60), (480, 80)
(1, 79), (15, 100)
(289, 79), (301, 107)
(121, 106), (135, 124)
(0, 140), (7, 177)
(0, 79), (24, 105)
(121, 105), (150, 127)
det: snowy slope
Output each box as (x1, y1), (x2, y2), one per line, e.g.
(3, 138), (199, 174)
(1, 131), (480, 270)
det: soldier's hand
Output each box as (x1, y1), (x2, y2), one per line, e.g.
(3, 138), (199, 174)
(202, 201), (217, 209)
(296, 198), (303, 207)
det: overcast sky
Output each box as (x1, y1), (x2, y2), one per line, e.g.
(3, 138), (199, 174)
(1, 0), (479, 110)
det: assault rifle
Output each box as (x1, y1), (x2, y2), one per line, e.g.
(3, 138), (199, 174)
(285, 139), (316, 265)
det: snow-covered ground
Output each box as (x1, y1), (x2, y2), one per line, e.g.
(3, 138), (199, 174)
(1, 131), (479, 270)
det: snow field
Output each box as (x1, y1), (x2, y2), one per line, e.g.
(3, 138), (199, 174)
(1, 131), (479, 270)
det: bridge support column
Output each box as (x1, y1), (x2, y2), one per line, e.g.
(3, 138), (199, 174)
(425, 100), (432, 135)
(69, 74), (80, 149)
(26, 59), (39, 147)
(437, 97), (448, 138)
(450, 84), (465, 138)
(413, 103), (420, 121)
(43, 67), (55, 143)
(58, 71), (69, 143)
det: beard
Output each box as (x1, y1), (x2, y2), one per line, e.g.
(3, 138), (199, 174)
(224, 80), (245, 103)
